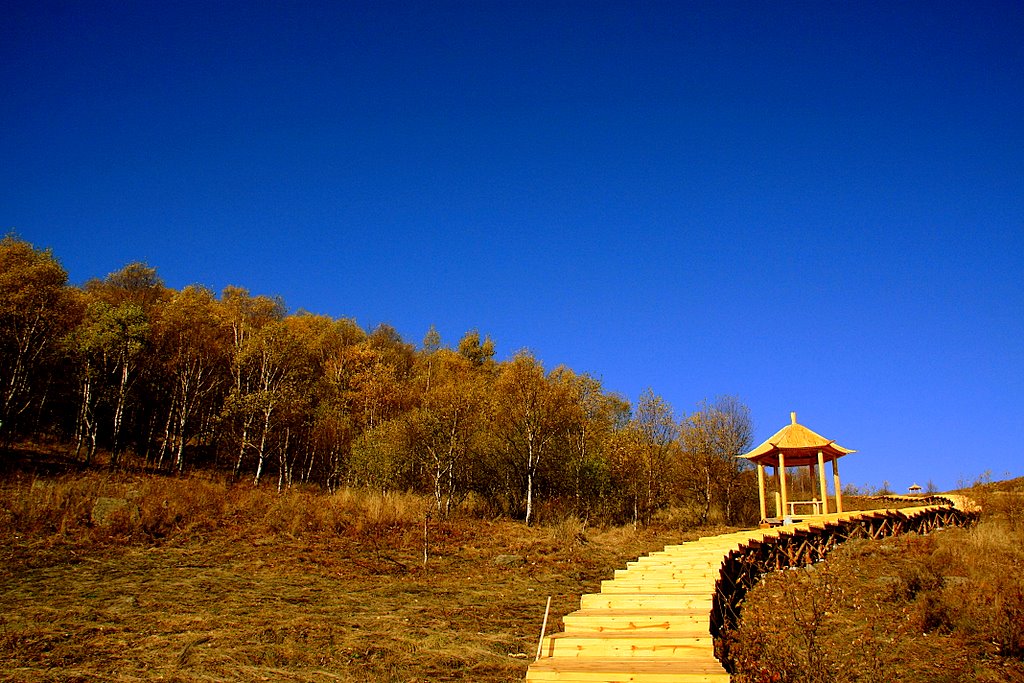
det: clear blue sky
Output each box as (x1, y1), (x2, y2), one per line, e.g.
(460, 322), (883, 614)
(3, 1), (1022, 491)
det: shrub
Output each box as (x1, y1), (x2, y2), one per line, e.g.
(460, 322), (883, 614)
(728, 487), (1024, 682)
(1, 472), (436, 546)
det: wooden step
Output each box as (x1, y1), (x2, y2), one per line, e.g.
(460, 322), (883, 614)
(580, 592), (713, 610)
(605, 572), (720, 581)
(600, 580), (717, 593)
(631, 551), (725, 560)
(626, 557), (724, 567)
(525, 657), (730, 682)
(614, 568), (720, 580)
(540, 632), (716, 659)
(561, 609), (709, 633)
(622, 565), (722, 574)
(654, 546), (735, 554)
(634, 558), (724, 566)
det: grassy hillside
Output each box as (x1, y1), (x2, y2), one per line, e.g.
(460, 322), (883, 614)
(3, 449), (1020, 682)
(0, 462), (731, 682)
(727, 478), (1024, 683)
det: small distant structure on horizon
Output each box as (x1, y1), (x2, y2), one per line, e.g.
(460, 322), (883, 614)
(908, 483), (922, 494)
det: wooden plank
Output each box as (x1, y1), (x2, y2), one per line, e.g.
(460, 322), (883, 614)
(526, 658), (730, 682)
(579, 593), (713, 610)
(561, 609), (710, 633)
(540, 632), (716, 659)
(613, 568), (720, 580)
(600, 581), (717, 593)
(623, 563), (723, 571)
(610, 575), (720, 584)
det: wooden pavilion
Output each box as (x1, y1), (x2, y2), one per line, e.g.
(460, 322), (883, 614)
(738, 412), (855, 524)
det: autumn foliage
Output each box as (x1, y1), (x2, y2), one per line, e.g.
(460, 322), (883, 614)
(0, 234), (758, 526)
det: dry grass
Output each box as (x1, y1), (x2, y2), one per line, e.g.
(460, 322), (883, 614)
(0, 468), (703, 682)
(9, 454), (1018, 682)
(727, 480), (1024, 683)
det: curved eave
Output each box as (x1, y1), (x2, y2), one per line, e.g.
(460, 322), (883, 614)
(738, 442), (856, 468)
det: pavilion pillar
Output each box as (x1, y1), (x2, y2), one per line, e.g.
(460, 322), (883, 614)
(778, 452), (789, 519)
(832, 457), (843, 513)
(773, 467), (781, 517)
(808, 463), (816, 508)
(817, 450), (829, 515)
(756, 463), (767, 521)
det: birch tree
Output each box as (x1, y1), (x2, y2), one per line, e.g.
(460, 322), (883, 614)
(679, 396), (753, 524)
(537, 367), (621, 517)
(490, 351), (574, 525)
(410, 349), (486, 516)
(153, 286), (230, 471)
(237, 318), (309, 486)
(0, 235), (79, 444)
(77, 263), (166, 465)
(218, 286), (285, 478)
(70, 299), (149, 465)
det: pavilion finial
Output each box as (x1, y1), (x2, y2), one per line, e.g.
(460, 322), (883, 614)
(791, 411), (797, 425)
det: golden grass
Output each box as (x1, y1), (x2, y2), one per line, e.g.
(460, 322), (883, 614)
(0, 470), (705, 682)
(727, 482), (1024, 683)
(8, 463), (1016, 682)
(0, 471), (436, 543)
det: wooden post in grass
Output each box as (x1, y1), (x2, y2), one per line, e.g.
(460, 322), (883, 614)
(423, 512), (430, 567)
(536, 596), (552, 661)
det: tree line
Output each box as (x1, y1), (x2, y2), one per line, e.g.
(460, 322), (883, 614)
(0, 234), (758, 525)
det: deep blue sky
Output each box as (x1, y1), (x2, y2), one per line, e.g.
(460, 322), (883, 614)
(3, 1), (1022, 491)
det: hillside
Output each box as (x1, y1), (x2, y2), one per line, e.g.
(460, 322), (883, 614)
(727, 478), (1024, 682)
(2, 457), (1021, 682)
(0, 464), (730, 682)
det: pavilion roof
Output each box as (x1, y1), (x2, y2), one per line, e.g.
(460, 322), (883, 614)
(738, 412), (855, 467)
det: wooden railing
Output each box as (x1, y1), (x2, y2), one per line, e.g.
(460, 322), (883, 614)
(711, 497), (979, 671)
(526, 494), (979, 682)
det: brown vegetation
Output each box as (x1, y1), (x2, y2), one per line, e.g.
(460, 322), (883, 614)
(4, 456), (1021, 682)
(7, 235), (1019, 682)
(726, 479), (1024, 683)
(0, 463), (732, 682)
(1, 234), (758, 528)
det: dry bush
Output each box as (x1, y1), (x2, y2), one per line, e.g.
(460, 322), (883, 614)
(133, 475), (235, 537)
(1, 477), (68, 534)
(932, 523), (1024, 658)
(457, 490), (497, 519)
(979, 491), (1024, 530)
(650, 501), (705, 529)
(729, 503), (1024, 683)
(0, 472), (260, 543)
(1, 473), (117, 536)
(328, 487), (430, 534)
(728, 563), (861, 683)
(547, 514), (588, 547)
(0, 472), (437, 547)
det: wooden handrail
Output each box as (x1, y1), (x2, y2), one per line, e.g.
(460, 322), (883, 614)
(526, 494), (979, 682)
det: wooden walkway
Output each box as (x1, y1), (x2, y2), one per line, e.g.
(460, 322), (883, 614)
(526, 496), (978, 682)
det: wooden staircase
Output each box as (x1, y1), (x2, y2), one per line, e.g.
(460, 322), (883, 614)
(526, 532), (746, 682)
(526, 496), (980, 683)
